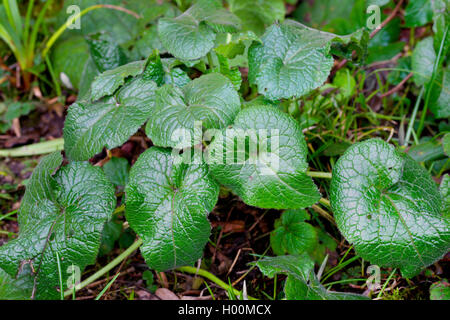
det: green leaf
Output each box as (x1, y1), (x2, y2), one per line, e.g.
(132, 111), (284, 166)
(330, 139), (450, 278)
(3, 101), (35, 122)
(430, 66), (450, 119)
(293, 0), (355, 32)
(228, 0), (285, 35)
(271, 209), (318, 256)
(78, 58), (100, 100)
(56, 0), (140, 44)
(404, 0), (433, 27)
(430, 279), (450, 300)
(208, 105), (321, 209)
(0, 268), (30, 300)
(98, 218), (122, 257)
(125, 147), (219, 271)
(256, 254), (313, 279)
(284, 273), (369, 300)
(141, 55), (191, 88)
(412, 37), (436, 86)
(215, 31), (261, 60)
(0, 152), (116, 299)
(103, 157), (130, 187)
(441, 174), (449, 218)
(157, 0), (240, 61)
(52, 33), (129, 93)
(407, 139), (445, 163)
(329, 68), (356, 100)
(142, 50), (164, 86)
(132, 25), (166, 59)
(211, 53), (242, 90)
(256, 255), (368, 300)
(90, 60), (146, 101)
(248, 20), (368, 100)
(367, 17), (403, 64)
(64, 75), (158, 160)
(444, 133), (450, 156)
(145, 73), (240, 148)
(51, 36), (90, 90)
(162, 59), (191, 87)
(157, 11), (215, 61)
(86, 32), (128, 73)
(431, 0), (449, 52)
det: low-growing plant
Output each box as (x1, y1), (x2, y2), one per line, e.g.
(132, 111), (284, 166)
(0, 0), (448, 300)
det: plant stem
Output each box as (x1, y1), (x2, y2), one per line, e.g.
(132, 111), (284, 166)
(376, 268), (397, 299)
(324, 278), (366, 288)
(403, 86), (424, 146)
(207, 52), (215, 70)
(45, 55), (62, 97)
(55, 251), (64, 300)
(306, 171), (332, 179)
(311, 204), (335, 226)
(63, 238), (143, 297)
(319, 198), (331, 207)
(176, 266), (257, 300)
(0, 138), (64, 157)
(321, 255), (360, 283)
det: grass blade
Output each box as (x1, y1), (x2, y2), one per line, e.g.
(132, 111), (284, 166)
(95, 273), (121, 300)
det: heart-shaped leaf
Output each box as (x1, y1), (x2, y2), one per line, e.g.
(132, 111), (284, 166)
(158, 0), (241, 61)
(0, 152), (116, 299)
(256, 255), (368, 300)
(330, 139), (450, 278)
(64, 76), (158, 160)
(145, 73), (240, 149)
(248, 20), (368, 100)
(271, 209), (317, 255)
(207, 105), (321, 209)
(125, 147), (219, 271)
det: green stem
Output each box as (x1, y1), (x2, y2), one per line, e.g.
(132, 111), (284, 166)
(207, 52), (215, 70)
(0, 210), (17, 221)
(45, 55), (62, 97)
(176, 266), (257, 300)
(321, 256), (360, 283)
(319, 198), (331, 207)
(63, 238), (143, 297)
(376, 268), (397, 299)
(324, 278), (366, 287)
(306, 171), (332, 179)
(404, 86), (424, 146)
(0, 138), (64, 157)
(23, 0), (35, 44)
